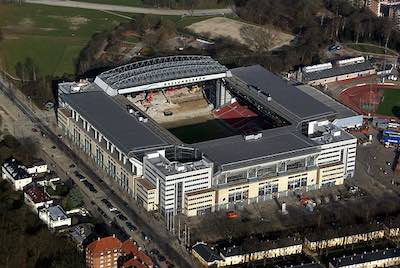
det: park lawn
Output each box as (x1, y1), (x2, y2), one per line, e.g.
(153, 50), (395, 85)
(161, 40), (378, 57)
(377, 89), (400, 116)
(347, 43), (398, 56)
(0, 3), (134, 76)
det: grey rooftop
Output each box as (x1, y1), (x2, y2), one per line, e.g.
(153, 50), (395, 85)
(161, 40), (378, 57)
(229, 65), (336, 123)
(303, 61), (374, 82)
(194, 126), (319, 170)
(62, 90), (169, 154)
(331, 247), (400, 267)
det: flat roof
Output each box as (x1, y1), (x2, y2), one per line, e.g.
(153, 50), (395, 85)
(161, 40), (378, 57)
(303, 61), (374, 82)
(230, 65), (335, 122)
(296, 84), (358, 119)
(192, 243), (223, 263)
(48, 205), (68, 221)
(332, 248), (400, 267)
(62, 90), (169, 155)
(194, 127), (319, 169)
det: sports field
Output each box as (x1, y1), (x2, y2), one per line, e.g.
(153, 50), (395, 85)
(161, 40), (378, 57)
(377, 89), (400, 117)
(0, 4), (134, 76)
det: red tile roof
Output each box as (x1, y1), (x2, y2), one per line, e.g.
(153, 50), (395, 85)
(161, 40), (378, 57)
(123, 258), (146, 268)
(24, 186), (51, 204)
(121, 240), (154, 268)
(87, 236), (122, 257)
(86, 237), (154, 268)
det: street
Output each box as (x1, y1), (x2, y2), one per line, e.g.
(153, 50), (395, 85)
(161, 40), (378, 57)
(25, 0), (233, 16)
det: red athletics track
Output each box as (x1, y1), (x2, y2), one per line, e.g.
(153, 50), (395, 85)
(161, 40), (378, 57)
(339, 83), (398, 118)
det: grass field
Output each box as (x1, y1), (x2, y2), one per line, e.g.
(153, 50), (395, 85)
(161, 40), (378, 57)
(0, 3), (135, 76)
(347, 43), (398, 56)
(377, 89), (400, 116)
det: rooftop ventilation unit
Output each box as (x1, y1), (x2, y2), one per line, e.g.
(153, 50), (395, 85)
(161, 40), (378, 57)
(244, 132), (263, 141)
(337, 56), (365, 67)
(303, 63), (333, 73)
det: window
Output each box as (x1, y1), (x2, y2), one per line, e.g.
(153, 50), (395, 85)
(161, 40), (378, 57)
(288, 177), (307, 190)
(258, 183), (278, 196)
(228, 190), (248, 202)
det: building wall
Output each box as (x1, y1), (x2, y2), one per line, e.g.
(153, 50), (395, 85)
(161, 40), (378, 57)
(219, 244), (303, 267)
(1, 166), (32, 191)
(57, 107), (137, 196)
(38, 209), (72, 229)
(86, 250), (122, 268)
(317, 138), (357, 179)
(307, 69), (376, 86)
(135, 178), (157, 211)
(215, 169), (318, 209)
(27, 164), (48, 175)
(24, 193), (53, 213)
(184, 189), (216, 217)
(317, 163), (345, 187)
(144, 154), (213, 215)
(305, 230), (385, 251)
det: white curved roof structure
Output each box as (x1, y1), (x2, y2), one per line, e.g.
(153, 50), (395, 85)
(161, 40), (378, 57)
(94, 55), (229, 95)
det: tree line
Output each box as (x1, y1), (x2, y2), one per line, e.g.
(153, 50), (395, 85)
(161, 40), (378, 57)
(0, 134), (85, 268)
(217, 0), (400, 73)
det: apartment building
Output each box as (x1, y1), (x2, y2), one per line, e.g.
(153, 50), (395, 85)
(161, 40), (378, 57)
(143, 149), (213, 216)
(86, 236), (154, 268)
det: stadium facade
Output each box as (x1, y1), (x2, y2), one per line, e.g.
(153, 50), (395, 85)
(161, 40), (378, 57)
(57, 56), (358, 218)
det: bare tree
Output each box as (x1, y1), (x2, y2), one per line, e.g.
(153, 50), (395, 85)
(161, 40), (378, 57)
(240, 25), (278, 52)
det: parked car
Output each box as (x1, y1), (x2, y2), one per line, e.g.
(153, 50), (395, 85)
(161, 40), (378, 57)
(150, 248), (159, 255)
(101, 198), (117, 212)
(117, 214), (128, 221)
(125, 221), (137, 232)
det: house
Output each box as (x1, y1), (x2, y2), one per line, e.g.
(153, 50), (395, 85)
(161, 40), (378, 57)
(2, 158), (33, 190)
(38, 205), (72, 229)
(23, 185), (53, 213)
(26, 159), (48, 175)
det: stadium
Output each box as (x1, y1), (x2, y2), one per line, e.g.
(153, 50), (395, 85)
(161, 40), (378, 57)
(340, 83), (400, 119)
(57, 55), (358, 218)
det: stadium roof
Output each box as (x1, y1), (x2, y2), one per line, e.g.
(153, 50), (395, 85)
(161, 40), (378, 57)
(62, 90), (169, 154)
(302, 61), (374, 82)
(95, 55), (228, 90)
(229, 65), (335, 123)
(194, 127), (319, 170)
(296, 84), (358, 119)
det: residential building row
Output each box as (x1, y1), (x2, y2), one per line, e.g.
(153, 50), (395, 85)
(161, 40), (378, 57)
(192, 221), (400, 267)
(1, 157), (72, 229)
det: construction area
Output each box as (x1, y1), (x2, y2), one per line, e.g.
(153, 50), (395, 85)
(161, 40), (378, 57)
(126, 84), (213, 128)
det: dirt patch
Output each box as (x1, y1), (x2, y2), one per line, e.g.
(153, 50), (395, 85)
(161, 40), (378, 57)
(187, 17), (294, 51)
(67, 16), (89, 30)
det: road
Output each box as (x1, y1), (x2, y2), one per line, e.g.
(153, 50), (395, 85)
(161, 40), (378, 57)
(0, 77), (200, 268)
(25, 0), (233, 16)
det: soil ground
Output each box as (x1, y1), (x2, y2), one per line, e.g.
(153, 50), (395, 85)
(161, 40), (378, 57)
(187, 17), (294, 51)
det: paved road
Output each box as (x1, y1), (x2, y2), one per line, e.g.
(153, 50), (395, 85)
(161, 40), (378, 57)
(0, 77), (200, 268)
(25, 0), (233, 16)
